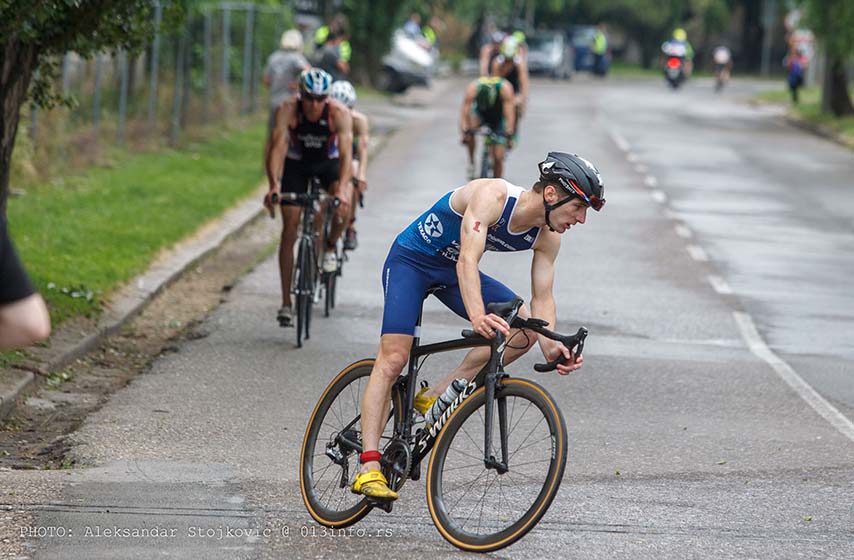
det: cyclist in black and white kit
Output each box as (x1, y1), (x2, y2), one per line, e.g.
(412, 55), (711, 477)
(265, 68), (354, 327)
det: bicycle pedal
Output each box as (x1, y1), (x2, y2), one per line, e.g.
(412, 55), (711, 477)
(367, 498), (394, 513)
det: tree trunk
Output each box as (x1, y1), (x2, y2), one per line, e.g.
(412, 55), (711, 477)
(828, 57), (854, 116)
(1, 40), (38, 216)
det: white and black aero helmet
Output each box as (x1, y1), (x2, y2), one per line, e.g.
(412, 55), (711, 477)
(538, 152), (605, 230)
(539, 152), (605, 209)
(299, 68), (333, 96)
(330, 80), (357, 108)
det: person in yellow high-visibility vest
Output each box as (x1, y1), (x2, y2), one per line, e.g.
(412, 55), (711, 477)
(314, 14), (351, 63)
(592, 23), (608, 76)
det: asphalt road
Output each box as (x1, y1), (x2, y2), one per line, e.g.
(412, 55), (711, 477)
(9, 75), (854, 559)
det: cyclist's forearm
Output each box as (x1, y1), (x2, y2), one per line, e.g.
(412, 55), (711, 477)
(457, 257), (486, 320)
(530, 295), (558, 353)
(266, 142), (285, 190)
(356, 136), (369, 182)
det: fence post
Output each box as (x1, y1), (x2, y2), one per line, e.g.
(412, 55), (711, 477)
(203, 9), (212, 122)
(171, 22), (188, 146)
(118, 50), (129, 144)
(148, 0), (163, 130)
(93, 53), (103, 132)
(222, 4), (231, 99)
(241, 5), (255, 114)
(60, 53), (71, 161)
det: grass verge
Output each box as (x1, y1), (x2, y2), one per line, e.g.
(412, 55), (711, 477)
(753, 85), (854, 147)
(6, 120), (267, 327)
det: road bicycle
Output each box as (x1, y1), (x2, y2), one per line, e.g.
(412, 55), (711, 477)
(468, 126), (510, 179)
(299, 296), (587, 552)
(277, 177), (342, 347)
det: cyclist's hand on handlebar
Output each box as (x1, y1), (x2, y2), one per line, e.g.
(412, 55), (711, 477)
(546, 342), (583, 376)
(471, 313), (510, 339)
(264, 189), (280, 219)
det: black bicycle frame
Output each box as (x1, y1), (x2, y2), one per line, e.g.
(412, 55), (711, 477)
(394, 299), (522, 474)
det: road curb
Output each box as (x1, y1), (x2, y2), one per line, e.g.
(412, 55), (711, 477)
(783, 114), (854, 150)
(0, 369), (34, 421)
(0, 130), (393, 422)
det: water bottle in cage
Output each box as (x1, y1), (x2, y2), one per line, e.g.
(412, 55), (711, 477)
(424, 379), (468, 426)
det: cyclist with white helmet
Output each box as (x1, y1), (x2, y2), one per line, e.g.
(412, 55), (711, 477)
(329, 80), (369, 251)
(265, 68), (354, 327)
(353, 152), (605, 501)
(490, 36), (529, 141)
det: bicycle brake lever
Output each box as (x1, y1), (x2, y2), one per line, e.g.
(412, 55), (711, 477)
(533, 327), (588, 372)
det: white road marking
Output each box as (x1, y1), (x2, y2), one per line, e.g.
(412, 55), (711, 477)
(635, 164), (648, 174)
(734, 312), (854, 444)
(674, 224), (692, 238)
(687, 245), (709, 262)
(708, 275), (733, 294)
(609, 129), (631, 152)
(651, 190), (668, 203)
(644, 176), (658, 188)
(627, 153), (639, 163)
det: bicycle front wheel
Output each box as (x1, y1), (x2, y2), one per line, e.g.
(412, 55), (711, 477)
(296, 237), (314, 346)
(426, 378), (567, 552)
(300, 359), (402, 528)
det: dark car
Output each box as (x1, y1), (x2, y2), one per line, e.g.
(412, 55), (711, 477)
(526, 32), (572, 79)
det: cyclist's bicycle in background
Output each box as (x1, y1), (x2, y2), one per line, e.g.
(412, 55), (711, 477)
(467, 126), (510, 179)
(300, 297), (588, 552)
(276, 176), (343, 347)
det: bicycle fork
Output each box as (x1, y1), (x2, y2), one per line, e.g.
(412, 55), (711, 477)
(483, 334), (510, 474)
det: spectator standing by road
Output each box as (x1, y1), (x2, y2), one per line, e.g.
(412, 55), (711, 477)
(592, 23), (609, 77)
(263, 30), (310, 136)
(0, 214), (50, 349)
(784, 45), (809, 104)
(314, 31), (349, 81)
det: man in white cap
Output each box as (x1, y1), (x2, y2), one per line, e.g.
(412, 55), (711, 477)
(263, 30), (310, 142)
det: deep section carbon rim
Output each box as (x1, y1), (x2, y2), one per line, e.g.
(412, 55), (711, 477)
(428, 380), (567, 551)
(301, 362), (400, 526)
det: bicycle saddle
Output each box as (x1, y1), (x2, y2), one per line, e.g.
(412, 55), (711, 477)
(486, 298), (524, 319)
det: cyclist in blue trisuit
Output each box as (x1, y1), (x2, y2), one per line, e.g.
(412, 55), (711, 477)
(352, 152), (606, 500)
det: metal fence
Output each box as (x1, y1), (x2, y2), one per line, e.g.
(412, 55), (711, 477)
(24, 2), (291, 172)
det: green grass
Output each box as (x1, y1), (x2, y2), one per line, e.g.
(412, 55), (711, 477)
(753, 85), (854, 146)
(6, 121), (267, 326)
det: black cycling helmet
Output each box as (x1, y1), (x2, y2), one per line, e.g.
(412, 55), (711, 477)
(538, 152), (605, 231)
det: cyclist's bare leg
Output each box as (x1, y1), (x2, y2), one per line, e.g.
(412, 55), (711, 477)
(359, 333), (413, 474)
(279, 205), (301, 307)
(464, 114), (481, 166)
(327, 179), (352, 247)
(491, 143), (506, 178)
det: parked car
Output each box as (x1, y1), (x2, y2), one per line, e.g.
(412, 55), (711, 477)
(379, 29), (437, 93)
(569, 25), (597, 72)
(526, 32), (572, 79)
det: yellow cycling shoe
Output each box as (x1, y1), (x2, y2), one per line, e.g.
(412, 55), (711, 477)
(413, 386), (436, 416)
(352, 470), (398, 501)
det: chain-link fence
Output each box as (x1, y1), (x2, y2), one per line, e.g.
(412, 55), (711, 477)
(21, 2), (292, 177)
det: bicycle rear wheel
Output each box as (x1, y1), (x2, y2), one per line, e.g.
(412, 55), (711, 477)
(479, 142), (492, 178)
(426, 378), (567, 552)
(300, 360), (402, 527)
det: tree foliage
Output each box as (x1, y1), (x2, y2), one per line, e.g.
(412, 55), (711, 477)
(802, 0), (854, 116)
(0, 1), (182, 213)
